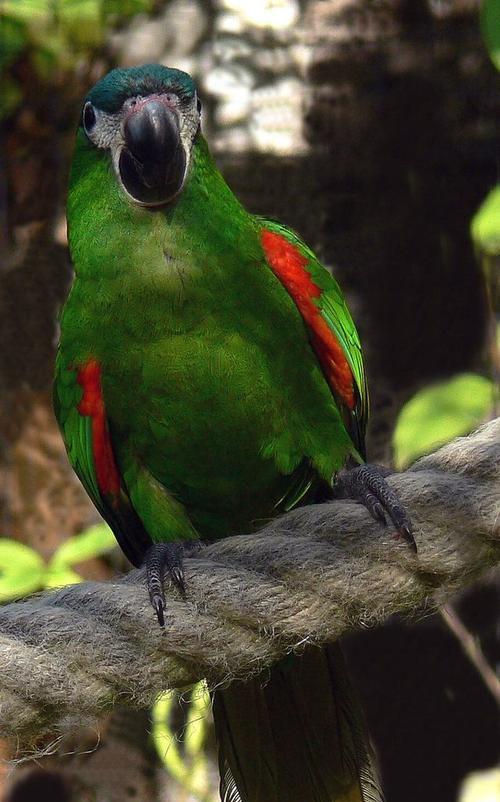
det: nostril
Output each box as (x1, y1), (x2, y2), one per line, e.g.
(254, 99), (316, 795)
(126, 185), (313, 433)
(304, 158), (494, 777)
(124, 96), (141, 111)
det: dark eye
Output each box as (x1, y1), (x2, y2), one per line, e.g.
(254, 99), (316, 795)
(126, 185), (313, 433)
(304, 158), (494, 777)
(196, 96), (202, 113)
(83, 102), (97, 136)
(165, 92), (179, 105)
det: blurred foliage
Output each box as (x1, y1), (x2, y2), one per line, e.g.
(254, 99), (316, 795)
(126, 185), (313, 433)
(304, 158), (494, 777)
(471, 185), (500, 257)
(0, 0), (154, 118)
(393, 373), (494, 469)
(152, 685), (216, 802)
(459, 767), (500, 802)
(471, 187), (500, 393)
(480, 0), (500, 70)
(0, 522), (116, 600)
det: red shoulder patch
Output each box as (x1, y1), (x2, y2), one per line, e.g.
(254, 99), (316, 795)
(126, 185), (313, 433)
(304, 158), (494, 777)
(261, 229), (354, 409)
(77, 359), (121, 498)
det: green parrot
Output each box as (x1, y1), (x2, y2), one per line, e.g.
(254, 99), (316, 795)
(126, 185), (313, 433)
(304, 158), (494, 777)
(55, 64), (414, 802)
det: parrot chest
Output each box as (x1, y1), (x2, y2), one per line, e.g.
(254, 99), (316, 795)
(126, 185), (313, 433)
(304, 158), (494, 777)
(59, 254), (352, 533)
(104, 321), (332, 486)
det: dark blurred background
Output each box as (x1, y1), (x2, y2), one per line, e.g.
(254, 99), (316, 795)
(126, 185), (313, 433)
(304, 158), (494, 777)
(1, 1), (499, 801)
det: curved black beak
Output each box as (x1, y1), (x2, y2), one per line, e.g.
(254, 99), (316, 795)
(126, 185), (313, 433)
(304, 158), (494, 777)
(119, 99), (186, 206)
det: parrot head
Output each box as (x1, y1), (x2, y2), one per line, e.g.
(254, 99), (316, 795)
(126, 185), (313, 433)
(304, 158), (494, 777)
(80, 64), (201, 207)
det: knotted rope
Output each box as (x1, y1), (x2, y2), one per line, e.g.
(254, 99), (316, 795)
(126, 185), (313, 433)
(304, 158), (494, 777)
(1, 419), (498, 746)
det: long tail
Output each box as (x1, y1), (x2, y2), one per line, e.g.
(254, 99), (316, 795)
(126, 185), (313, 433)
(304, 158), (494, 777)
(212, 643), (384, 802)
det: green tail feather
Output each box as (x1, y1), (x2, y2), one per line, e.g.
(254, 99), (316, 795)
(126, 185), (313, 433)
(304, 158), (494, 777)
(213, 643), (384, 802)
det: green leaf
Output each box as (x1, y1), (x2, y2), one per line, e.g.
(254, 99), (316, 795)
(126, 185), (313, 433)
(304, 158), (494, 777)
(44, 565), (83, 589)
(471, 184), (500, 256)
(151, 685), (212, 800)
(480, 0), (500, 70)
(152, 692), (189, 784)
(393, 373), (494, 469)
(50, 523), (116, 568)
(0, 539), (46, 601)
(0, 570), (47, 601)
(0, 539), (45, 573)
(185, 684), (210, 757)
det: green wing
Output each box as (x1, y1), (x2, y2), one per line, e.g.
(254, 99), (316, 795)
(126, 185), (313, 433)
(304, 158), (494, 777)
(53, 357), (152, 566)
(260, 219), (369, 459)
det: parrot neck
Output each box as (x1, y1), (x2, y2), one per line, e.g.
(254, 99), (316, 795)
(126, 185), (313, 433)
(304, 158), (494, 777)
(182, 135), (249, 223)
(67, 132), (255, 281)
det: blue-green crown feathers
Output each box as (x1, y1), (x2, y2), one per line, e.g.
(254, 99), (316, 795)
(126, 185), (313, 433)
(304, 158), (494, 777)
(86, 64), (197, 112)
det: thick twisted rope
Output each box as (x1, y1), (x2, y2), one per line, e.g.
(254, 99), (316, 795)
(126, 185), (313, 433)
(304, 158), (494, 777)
(1, 419), (498, 746)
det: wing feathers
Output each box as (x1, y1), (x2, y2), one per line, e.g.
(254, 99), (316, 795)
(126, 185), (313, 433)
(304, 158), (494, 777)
(260, 220), (368, 457)
(54, 359), (152, 567)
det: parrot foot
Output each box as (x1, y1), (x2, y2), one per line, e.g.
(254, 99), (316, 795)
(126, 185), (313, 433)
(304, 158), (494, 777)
(332, 464), (416, 552)
(144, 541), (203, 627)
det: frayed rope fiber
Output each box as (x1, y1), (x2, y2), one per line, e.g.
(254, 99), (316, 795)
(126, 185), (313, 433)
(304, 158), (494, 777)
(0, 419), (499, 744)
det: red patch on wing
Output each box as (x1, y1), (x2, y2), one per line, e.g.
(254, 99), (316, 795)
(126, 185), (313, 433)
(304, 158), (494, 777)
(261, 229), (355, 409)
(77, 359), (121, 498)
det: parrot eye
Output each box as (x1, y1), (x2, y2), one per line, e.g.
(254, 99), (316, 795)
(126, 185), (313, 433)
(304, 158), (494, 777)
(83, 102), (97, 136)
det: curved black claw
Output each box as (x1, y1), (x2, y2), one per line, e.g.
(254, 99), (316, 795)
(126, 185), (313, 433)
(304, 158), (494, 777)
(332, 464), (417, 552)
(144, 541), (202, 627)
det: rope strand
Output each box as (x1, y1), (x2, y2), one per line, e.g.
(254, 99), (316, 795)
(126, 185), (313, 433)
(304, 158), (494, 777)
(0, 419), (498, 746)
